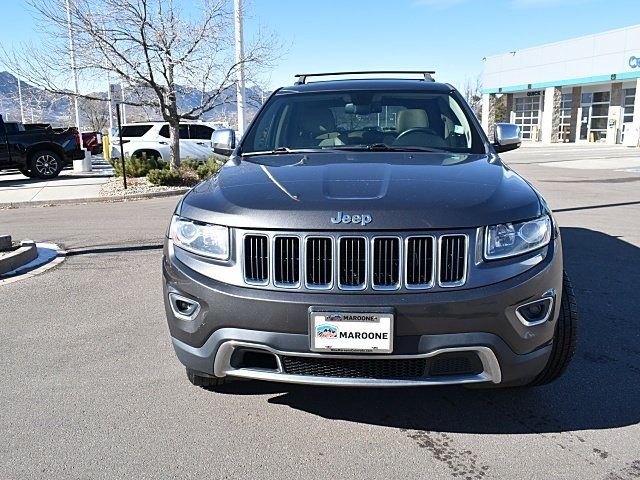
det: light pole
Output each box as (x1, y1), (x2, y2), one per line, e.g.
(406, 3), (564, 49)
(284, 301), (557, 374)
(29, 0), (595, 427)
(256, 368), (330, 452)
(121, 83), (126, 123)
(17, 77), (25, 123)
(107, 74), (114, 133)
(65, 0), (84, 150)
(234, 0), (246, 136)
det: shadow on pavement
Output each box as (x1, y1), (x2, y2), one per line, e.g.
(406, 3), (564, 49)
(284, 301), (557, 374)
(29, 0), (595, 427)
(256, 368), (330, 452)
(0, 162), (113, 187)
(216, 227), (640, 434)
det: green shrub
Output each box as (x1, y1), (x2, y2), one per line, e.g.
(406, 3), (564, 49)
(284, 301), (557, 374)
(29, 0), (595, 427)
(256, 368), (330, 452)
(114, 154), (166, 177)
(147, 168), (182, 186)
(180, 158), (200, 171)
(178, 167), (200, 186)
(147, 167), (201, 187)
(196, 159), (223, 179)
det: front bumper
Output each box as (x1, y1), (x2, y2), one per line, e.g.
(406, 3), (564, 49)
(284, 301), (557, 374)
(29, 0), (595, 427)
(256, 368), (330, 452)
(172, 329), (553, 387)
(163, 238), (562, 386)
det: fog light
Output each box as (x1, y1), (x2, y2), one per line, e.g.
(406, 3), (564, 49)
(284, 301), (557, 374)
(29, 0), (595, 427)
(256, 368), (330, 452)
(168, 293), (201, 321)
(516, 296), (554, 326)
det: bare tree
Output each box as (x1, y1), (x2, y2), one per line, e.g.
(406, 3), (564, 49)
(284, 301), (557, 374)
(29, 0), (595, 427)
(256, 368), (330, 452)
(78, 97), (109, 132)
(2, 0), (278, 168)
(27, 91), (69, 125)
(463, 75), (483, 120)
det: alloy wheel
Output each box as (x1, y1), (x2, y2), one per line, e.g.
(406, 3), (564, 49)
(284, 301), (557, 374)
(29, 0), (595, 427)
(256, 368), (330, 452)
(35, 154), (59, 176)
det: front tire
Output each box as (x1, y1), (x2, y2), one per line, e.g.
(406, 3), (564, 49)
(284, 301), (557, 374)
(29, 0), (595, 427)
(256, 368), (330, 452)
(528, 271), (579, 386)
(186, 368), (227, 390)
(29, 150), (64, 179)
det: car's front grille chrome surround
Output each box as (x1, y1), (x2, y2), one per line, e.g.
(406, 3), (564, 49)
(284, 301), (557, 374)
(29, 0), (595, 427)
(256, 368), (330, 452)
(241, 231), (469, 292)
(371, 237), (401, 290)
(405, 236), (435, 289)
(274, 236), (301, 288)
(243, 234), (269, 285)
(305, 237), (333, 289)
(338, 237), (367, 290)
(438, 234), (468, 287)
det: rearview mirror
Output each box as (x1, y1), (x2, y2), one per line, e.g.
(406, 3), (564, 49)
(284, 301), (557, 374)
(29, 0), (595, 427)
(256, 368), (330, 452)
(211, 128), (236, 157)
(344, 103), (382, 115)
(493, 123), (521, 153)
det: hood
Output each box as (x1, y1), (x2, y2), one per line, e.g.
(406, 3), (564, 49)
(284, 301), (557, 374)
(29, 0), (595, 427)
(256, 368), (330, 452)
(179, 152), (543, 230)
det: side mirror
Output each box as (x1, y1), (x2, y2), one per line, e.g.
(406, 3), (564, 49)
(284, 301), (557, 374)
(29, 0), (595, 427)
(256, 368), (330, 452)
(211, 128), (236, 157)
(493, 123), (521, 153)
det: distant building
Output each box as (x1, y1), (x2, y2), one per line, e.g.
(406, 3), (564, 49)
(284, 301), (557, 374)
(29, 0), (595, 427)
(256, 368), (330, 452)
(482, 24), (640, 146)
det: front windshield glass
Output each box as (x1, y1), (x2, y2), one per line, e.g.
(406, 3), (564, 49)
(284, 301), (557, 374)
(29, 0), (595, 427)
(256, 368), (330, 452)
(241, 89), (485, 154)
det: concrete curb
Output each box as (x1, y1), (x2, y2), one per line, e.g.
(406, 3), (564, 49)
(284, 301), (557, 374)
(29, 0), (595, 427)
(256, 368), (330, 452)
(0, 243), (66, 286)
(0, 241), (38, 275)
(0, 188), (190, 209)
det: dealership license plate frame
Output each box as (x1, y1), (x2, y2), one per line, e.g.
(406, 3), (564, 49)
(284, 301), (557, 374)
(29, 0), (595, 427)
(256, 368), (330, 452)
(308, 307), (395, 353)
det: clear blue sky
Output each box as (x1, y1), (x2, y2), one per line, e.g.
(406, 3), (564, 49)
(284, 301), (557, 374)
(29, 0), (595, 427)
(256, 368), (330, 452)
(1, 0), (638, 91)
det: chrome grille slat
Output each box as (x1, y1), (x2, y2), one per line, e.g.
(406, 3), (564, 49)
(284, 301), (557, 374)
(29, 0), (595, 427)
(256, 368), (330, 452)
(339, 237), (367, 289)
(274, 236), (300, 287)
(406, 236), (435, 288)
(439, 234), (467, 287)
(306, 237), (333, 288)
(242, 232), (468, 291)
(244, 235), (269, 284)
(372, 237), (400, 290)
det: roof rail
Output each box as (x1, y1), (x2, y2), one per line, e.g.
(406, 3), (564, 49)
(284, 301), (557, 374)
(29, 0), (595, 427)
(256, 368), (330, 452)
(294, 70), (436, 85)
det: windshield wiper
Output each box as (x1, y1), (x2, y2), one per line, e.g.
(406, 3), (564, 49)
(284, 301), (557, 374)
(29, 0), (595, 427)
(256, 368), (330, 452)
(241, 147), (329, 157)
(327, 143), (446, 153)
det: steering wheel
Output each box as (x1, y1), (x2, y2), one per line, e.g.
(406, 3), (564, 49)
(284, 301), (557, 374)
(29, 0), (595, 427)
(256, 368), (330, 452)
(394, 127), (439, 142)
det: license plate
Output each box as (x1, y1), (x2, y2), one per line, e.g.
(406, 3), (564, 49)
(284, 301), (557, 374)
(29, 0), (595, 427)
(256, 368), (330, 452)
(309, 310), (394, 353)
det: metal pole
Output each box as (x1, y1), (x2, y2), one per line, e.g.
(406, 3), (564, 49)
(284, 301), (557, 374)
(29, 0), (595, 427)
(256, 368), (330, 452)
(17, 77), (25, 123)
(121, 83), (126, 123)
(102, 20), (114, 133)
(234, 0), (246, 136)
(116, 103), (127, 189)
(107, 77), (114, 133)
(65, 0), (84, 149)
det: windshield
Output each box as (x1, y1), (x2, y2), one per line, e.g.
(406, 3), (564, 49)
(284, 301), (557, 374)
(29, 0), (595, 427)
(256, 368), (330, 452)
(241, 89), (485, 155)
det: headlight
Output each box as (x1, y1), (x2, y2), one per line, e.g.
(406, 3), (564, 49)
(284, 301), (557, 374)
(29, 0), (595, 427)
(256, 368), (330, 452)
(485, 215), (552, 260)
(169, 216), (229, 260)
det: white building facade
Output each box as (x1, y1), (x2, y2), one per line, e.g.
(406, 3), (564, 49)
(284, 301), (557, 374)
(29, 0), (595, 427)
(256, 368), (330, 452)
(482, 24), (640, 146)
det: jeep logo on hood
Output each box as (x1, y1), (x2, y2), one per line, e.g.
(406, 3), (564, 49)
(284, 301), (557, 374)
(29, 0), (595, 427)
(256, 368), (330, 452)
(330, 212), (372, 226)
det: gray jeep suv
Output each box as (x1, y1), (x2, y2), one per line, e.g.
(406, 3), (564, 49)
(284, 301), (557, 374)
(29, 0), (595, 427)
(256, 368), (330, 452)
(162, 71), (578, 389)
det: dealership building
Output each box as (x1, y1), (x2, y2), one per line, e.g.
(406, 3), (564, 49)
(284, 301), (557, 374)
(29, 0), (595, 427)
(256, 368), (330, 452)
(481, 24), (640, 146)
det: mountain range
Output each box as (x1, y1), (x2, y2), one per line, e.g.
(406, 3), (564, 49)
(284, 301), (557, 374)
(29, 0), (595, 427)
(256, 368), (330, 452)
(0, 71), (263, 129)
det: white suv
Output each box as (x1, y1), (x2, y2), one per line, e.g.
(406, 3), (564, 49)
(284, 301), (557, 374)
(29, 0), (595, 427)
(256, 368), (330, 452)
(110, 121), (216, 162)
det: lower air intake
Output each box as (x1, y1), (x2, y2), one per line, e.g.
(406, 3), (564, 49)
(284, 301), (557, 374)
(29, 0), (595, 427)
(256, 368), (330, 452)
(281, 356), (427, 379)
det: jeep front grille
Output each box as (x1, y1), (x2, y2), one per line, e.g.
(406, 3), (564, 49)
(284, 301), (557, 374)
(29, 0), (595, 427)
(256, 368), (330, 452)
(241, 232), (468, 291)
(274, 236), (300, 287)
(339, 237), (367, 289)
(244, 235), (269, 284)
(439, 234), (467, 287)
(306, 237), (333, 288)
(372, 237), (400, 289)
(405, 236), (435, 288)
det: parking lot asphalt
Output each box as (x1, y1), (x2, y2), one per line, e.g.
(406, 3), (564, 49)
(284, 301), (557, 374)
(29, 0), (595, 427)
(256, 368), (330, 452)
(1, 145), (639, 479)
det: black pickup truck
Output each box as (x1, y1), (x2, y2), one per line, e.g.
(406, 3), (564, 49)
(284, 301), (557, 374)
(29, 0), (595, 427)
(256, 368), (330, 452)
(0, 115), (84, 179)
